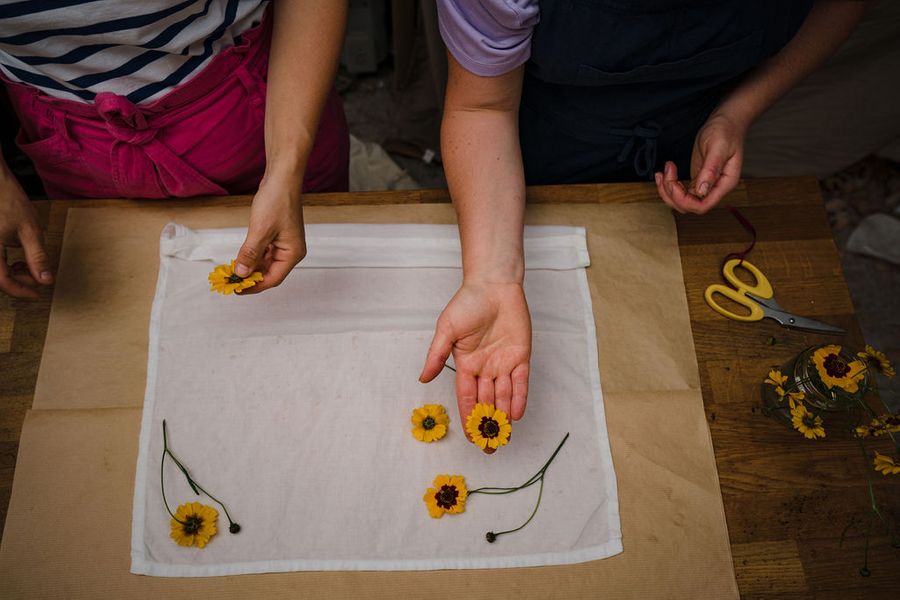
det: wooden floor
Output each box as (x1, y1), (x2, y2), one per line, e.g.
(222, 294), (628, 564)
(1, 179), (898, 598)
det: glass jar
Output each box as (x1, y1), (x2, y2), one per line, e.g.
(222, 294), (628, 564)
(762, 344), (869, 423)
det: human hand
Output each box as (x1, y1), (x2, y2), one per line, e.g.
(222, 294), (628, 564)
(419, 282), (531, 453)
(0, 170), (53, 299)
(654, 110), (746, 214)
(233, 175), (306, 294)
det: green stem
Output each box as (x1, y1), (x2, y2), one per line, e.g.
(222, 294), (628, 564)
(161, 419), (239, 530)
(443, 363), (456, 373)
(489, 477), (544, 541)
(470, 433), (569, 495)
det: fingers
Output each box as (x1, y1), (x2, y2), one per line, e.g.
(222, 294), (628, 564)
(696, 150), (743, 212)
(234, 227), (271, 279)
(456, 371), (477, 442)
(510, 363), (529, 421)
(477, 375), (495, 407)
(687, 140), (727, 200)
(494, 374), (512, 418)
(654, 161), (707, 214)
(17, 224), (53, 285)
(419, 323), (453, 383)
(0, 247), (39, 299)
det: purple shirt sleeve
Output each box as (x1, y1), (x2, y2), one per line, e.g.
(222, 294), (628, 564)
(436, 0), (540, 77)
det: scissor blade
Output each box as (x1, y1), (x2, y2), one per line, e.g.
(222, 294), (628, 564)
(761, 306), (846, 335)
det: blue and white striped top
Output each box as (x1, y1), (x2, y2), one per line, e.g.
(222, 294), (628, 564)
(0, 0), (268, 104)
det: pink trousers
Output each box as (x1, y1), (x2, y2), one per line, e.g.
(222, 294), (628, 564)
(3, 12), (349, 199)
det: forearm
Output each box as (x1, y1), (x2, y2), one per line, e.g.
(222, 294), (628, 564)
(716, 0), (869, 129)
(442, 57), (525, 285)
(263, 0), (347, 187)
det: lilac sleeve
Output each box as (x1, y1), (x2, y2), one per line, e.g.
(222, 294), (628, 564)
(436, 0), (540, 77)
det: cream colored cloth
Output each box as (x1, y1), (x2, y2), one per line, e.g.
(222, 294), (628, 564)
(130, 223), (621, 576)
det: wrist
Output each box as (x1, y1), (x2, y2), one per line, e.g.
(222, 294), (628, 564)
(462, 257), (524, 287)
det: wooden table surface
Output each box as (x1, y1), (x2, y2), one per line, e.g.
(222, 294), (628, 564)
(1, 177), (898, 598)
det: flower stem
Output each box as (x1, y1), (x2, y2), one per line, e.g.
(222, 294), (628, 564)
(489, 477), (545, 542)
(471, 433), (569, 543)
(161, 419), (240, 531)
(470, 432), (569, 496)
(443, 363), (456, 373)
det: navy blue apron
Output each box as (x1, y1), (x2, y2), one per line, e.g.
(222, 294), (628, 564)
(520, 0), (813, 184)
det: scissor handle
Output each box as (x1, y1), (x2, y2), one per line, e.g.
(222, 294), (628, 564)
(722, 259), (774, 300)
(704, 283), (765, 322)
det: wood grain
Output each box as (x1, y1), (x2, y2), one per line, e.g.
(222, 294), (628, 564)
(1, 178), (898, 598)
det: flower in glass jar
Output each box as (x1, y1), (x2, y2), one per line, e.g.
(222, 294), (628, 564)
(790, 404), (825, 440)
(873, 452), (900, 476)
(857, 345), (895, 379)
(812, 344), (866, 393)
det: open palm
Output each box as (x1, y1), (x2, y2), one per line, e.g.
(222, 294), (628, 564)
(420, 282), (531, 450)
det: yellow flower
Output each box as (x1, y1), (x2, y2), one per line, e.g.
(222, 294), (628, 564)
(811, 344), (866, 393)
(423, 475), (467, 518)
(857, 345), (895, 378)
(855, 423), (875, 438)
(208, 261), (263, 295)
(786, 391), (805, 410)
(170, 502), (218, 548)
(465, 404), (512, 451)
(790, 404), (825, 440)
(765, 369), (788, 388)
(873, 452), (900, 476)
(411, 404), (450, 442)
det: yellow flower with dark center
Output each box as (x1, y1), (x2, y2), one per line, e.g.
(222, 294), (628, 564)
(423, 474), (468, 518)
(208, 261), (264, 295)
(812, 344), (866, 393)
(170, 502), (218, 548)
(411, 404), (449, 442)
(790, 404), (825, 440)
(857, 345), (895, 378)
(873, 452), (900, 476)
(465, 404), (512, 451)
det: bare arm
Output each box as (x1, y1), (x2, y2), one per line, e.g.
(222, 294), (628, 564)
(420, 53), (531, 446)
(234, 0), (347, 290)
(657, 0), (870, 213)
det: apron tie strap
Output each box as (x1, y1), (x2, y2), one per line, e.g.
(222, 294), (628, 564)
(610, 120), (661, 179)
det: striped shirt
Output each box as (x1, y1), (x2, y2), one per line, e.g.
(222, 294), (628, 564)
(0, 0), (268, 104)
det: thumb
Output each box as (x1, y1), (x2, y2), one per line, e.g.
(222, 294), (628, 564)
(18, 224), (53, 284)
(419, 321), (453, 383)
(234, 227), (271, 277)
(689, 136), (730, 198)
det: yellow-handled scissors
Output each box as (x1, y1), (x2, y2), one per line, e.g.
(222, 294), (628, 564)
(704, 259), (844, 335)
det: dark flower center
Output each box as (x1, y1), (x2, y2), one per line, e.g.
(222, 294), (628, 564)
(227, 274), (244, 284)
(435, 484), (459, 509)
(823, 353), (850, 378)
(182, 515), (203, 534)
(479, 416), (500, 439)
(422, 416), (436, 430)
(803, 415), (817, 429)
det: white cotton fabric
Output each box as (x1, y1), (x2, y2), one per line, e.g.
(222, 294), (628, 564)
(130, 223), (621, 576)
